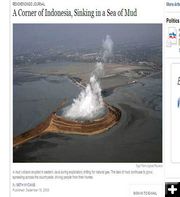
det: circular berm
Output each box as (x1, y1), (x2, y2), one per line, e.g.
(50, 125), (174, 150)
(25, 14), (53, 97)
(47, 103), (121, 135)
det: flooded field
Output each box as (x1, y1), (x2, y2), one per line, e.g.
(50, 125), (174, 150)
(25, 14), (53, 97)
(13, 61), (162, 162)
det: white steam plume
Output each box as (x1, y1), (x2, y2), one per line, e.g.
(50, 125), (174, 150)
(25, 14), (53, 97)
(62, 35), (113, 121)
(102, 35), (113, 62)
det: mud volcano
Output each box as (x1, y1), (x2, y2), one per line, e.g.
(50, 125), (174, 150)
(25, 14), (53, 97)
(13, 35), (121, 148)
(13, 101), (121, 147)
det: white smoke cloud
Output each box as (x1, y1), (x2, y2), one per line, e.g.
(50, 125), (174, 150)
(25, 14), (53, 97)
(62, 72), (104, 120)
(62, 35), (113, 121)
(102, 35), (113, 63)
(91, 62), (104, 79)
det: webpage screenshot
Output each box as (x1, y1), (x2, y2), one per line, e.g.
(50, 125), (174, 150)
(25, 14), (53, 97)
(0, 0), (179, 196)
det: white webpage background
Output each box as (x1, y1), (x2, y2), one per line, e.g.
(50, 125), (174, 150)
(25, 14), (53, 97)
(6, 0), (177, 197)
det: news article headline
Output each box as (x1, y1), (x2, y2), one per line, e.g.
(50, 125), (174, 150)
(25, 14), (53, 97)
(12, 8), (138, 18)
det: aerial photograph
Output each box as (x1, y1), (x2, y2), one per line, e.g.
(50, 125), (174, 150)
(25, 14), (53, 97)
(13, 24), (162, 162)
